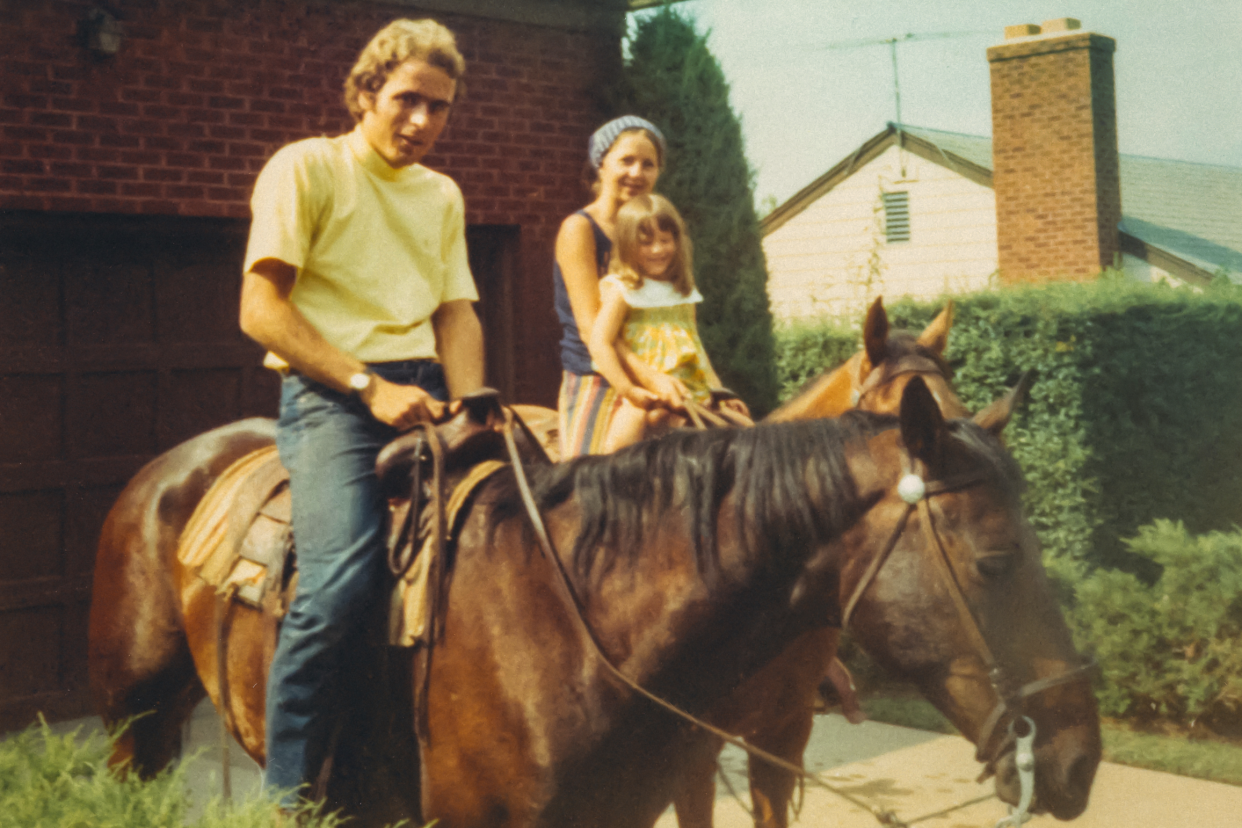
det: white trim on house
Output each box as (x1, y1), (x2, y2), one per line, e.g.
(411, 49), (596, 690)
(764, 139), (997, 322)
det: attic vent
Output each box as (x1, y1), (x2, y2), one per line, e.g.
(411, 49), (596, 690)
(882, 191), (910, 242)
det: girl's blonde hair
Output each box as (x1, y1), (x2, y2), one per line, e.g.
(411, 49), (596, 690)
(610, 194), (695, 295)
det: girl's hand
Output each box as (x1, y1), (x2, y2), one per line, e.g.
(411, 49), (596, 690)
(621, 384), (663, 410)
(722, 397), (750, 417)
(648, 373), (689, 409)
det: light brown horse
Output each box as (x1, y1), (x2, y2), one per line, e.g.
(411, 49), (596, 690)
(89, 378), (1099, 827)
(673, 297), (974, 828)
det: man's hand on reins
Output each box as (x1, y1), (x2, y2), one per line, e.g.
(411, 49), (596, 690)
(366, 377), (447, 430)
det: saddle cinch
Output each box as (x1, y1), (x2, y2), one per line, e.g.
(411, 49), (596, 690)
(175, 389), (545, 650)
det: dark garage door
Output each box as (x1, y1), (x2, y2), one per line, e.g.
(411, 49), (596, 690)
(0, 215), (518, 731)
(0, 213), (278, 731)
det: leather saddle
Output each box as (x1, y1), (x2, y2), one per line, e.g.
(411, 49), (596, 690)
(177, 388), (543, 625)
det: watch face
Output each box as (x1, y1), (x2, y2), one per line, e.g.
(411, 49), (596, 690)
(350, 372), (370, 391)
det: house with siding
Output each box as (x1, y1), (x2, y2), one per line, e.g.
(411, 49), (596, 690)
(762, 19), (1242, 322)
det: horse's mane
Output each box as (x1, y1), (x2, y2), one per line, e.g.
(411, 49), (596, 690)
(492, 411), (892, 590)
(486, 407), (1024, 599)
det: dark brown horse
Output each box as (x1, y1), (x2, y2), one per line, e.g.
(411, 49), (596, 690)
(674, 297), (975, 828)
(89, 378), (1098, 827)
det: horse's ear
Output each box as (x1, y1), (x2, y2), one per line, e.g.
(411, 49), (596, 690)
(917, 300), (953, 355)
(899, 376), (945, 462)
(863, 296), (889, 369)
(972, 371), (1034, 436)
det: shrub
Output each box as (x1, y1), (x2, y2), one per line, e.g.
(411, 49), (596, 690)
(1069, 520), (1242, 728)
(775, 281), (1242, 583)
(0, 717), (343, 828)
(773, 319), (858, 402)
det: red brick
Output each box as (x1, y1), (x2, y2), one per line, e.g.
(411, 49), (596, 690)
(25, 177), (72, 192)
(98, 164), (140, 180)
(3, 158), (45, 174)
(77, 179), (119, 195)
(143, 167), (185, 182)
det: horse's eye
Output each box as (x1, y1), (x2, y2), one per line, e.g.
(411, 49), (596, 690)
(976, 553), (1017, 579)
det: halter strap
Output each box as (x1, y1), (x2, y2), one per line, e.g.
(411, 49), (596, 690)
(852, 353), (944, 408)
(840, 452), (1095, 767)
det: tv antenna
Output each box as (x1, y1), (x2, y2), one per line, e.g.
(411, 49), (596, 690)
(811, 31), (990, 126)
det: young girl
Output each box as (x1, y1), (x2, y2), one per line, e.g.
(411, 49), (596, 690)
(588, 194), (746, 452)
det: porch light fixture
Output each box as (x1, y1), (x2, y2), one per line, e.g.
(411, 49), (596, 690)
(82, 6), (125, 58)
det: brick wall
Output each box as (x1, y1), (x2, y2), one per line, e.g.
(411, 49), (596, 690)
(988, 26), (1122, 283)
(1, 0), (621, 403)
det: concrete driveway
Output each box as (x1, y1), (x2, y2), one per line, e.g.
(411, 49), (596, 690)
(654, 714), (1242, 828)
(21, 702), (1242, 826)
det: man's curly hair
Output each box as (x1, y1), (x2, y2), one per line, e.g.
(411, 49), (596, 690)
(344, 19), (466, 122)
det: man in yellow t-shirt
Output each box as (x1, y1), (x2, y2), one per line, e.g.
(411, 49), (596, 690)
(238, 18), (483, 807)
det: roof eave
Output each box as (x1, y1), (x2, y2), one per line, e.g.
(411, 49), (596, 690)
(1119, 232), (1216, 287)
(760, 124), (994, 236)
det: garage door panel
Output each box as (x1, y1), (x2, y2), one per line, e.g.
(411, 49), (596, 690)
(70, 371), (158, 458)
(0, 605), (63, 699)
(0, 374), (64, 463)
(163, 368), (243, 449)
(0, 215), (278, 729)
(0, 490), (64, 581)
(66, 262), (155, 347)
(65, 484), (124, 578)
(157, 260), (245, 344)
(0, 256), (62, 347)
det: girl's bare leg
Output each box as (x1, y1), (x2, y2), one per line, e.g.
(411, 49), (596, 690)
(601, 399), (649, 453)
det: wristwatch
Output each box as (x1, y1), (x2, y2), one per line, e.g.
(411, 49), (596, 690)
(348, 369), (375, 399)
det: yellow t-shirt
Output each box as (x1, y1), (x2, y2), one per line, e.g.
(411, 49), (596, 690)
(244, 127), (479, 365)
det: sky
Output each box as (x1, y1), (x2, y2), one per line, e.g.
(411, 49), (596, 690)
(630, 1), (1242, 208)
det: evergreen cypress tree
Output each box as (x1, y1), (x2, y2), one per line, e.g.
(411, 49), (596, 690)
(617, 7), (778, 413)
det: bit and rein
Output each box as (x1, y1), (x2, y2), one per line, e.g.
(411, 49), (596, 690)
(494, 392), (1086, 827)
(847, 360), (1096, 772)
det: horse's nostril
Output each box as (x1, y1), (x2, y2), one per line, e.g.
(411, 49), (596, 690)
(1047, 751), (1098, 819)
(1066, 752), (1097, 794)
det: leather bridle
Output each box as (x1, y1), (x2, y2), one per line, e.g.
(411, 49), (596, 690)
(839, 453), (1096, 771)
(850, 352), (949, 410)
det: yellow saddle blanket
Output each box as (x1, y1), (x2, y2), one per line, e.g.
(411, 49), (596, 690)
(176, 444), (508, 644)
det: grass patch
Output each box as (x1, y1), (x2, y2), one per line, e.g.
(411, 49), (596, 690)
(860, 696), (957, 735)
(1102, 725), (1242, 786)
(860, 694), (1242, 787)
(0, 716), (345, 828)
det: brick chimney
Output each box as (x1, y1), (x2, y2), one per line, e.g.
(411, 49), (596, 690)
(988, 18), (1122, 283)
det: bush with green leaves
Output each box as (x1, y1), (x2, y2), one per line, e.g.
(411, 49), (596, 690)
(776, 279), (1242, 584)
(1069, 520), (1242, 727)
(772, 318), (859, 402)
(615, 7), (779, 414)
(0, 718), (343, 828)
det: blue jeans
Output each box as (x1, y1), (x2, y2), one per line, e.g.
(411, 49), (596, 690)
(265, 360), (447, 805)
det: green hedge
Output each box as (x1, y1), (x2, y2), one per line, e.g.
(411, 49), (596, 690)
(1070, 520), (1242, 726)
(776, 279), (1242, 583)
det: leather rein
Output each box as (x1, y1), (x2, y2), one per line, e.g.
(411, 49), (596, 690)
(847, 357), (1096, 774)
(497, 407), (1090, 825)
(837, 455), (1095, 774)
(494, 406), (911, 826)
